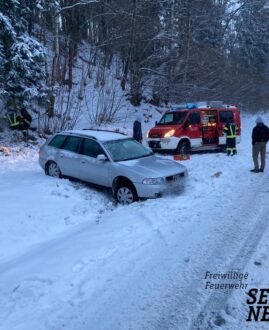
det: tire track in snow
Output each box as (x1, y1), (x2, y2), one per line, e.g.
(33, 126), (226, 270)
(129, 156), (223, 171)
(152, 174), (269, 330)
(190, 182), (269, 330)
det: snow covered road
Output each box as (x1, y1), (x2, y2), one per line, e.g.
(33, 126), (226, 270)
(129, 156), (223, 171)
(1, 114), (269, 330)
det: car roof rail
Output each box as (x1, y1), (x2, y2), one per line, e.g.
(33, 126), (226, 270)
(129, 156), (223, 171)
(63, 131), (97, 140)
(82, 128), (127, 135)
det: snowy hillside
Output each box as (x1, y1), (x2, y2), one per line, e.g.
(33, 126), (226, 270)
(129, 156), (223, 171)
(1, 110), (269, 330)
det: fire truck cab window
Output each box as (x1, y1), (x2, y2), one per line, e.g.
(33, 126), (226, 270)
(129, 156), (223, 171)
(188, 111), (200, 125)
(159, 111), (187, 125)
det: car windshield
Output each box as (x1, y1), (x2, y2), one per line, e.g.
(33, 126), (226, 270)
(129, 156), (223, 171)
(158, 111), (187, 125)
(104, 138), (153, 162)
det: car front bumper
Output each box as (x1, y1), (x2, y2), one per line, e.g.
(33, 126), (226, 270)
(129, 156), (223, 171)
(146, 137), (180, 151)
(38, 156), (46, 169)
(134, 171), (187, 198)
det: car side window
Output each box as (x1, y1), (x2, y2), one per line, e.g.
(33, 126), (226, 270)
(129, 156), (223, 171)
(188, 111), (200, 125)
(81, 139), (105, 158)
(62, 136), (81, 153)
(48, 135), (66, 148)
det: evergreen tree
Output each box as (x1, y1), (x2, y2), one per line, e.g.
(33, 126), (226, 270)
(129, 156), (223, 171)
(229, 0), (269, 108)
(0, 0), (47, 110)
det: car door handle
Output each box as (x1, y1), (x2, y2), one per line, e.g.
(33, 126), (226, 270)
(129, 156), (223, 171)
(81, 160), (86, 164)
(60, 154), (64, 158)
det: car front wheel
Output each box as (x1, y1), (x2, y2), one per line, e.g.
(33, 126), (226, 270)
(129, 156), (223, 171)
(116, 184), (138, 205)
(46, 161), (62, 178)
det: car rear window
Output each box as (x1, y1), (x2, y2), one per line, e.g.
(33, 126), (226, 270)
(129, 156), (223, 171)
(48, 135), (66, 148)
(62, 136), (81, 153)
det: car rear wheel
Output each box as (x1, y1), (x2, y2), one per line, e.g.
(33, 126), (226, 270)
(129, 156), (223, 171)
(46, 161), (62, 178)
(116, 184), (138, 205)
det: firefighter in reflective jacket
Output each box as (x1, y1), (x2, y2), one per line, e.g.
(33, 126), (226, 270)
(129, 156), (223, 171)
(4, 108), (32, 137)
(223, 117), (237, 156)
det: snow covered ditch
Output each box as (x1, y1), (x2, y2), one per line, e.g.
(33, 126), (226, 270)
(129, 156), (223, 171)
(1, 111), (269, 329)
(0, 144), (115, 262)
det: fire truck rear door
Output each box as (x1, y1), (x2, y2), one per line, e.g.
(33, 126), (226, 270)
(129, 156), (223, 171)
(201, 110), (218, 145)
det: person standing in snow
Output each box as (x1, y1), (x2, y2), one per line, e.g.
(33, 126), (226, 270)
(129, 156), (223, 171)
(133, 115), (143, 143)
(223, 117), (237, 156)
(250, 116), (269, 173)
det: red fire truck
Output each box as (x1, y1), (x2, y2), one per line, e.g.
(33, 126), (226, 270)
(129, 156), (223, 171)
(146, 101), (241, 154)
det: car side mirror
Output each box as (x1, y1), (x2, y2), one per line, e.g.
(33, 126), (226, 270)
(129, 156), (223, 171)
(97, 154), (108, 161)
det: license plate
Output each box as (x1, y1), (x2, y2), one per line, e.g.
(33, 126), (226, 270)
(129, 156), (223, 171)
(151, 141), (160, 148)
(173, 174), (181, 182)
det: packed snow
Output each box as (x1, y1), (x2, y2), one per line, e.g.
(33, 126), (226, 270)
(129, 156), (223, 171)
(1, 109), (269, 330)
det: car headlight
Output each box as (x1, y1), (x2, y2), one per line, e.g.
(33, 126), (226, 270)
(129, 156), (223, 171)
(143, 177), (165, 185)
(164, 129), (175, 138)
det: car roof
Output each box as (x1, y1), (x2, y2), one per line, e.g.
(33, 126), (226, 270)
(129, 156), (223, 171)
(61, 129), (128, 142)
(170, 101), (238, 111)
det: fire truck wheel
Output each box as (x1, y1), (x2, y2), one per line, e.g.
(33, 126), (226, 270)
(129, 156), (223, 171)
(176, 141), (190, 155)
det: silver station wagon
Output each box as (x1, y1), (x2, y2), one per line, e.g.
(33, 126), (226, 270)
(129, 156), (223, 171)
(39, 130), (188, 204)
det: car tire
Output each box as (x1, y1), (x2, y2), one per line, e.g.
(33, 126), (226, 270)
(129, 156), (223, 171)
(115, 183), (138, 205)
(176, 141), (190, 155)
(46, 161), (62, 178)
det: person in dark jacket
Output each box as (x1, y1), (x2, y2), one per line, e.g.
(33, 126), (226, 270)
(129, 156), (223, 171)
(223, 117), (237, 156)
(133, 115), (143, 143)
(251, 116), (269, 173)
